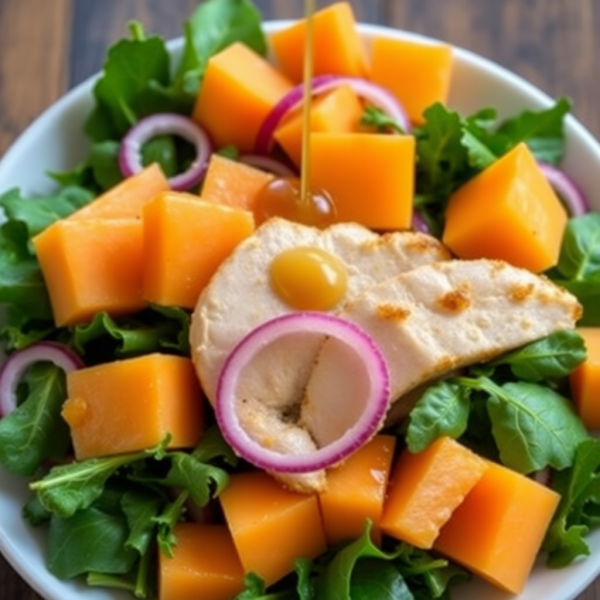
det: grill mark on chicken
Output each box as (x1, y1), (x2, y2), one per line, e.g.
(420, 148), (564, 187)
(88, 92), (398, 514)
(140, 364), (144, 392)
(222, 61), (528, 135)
(436, 282), (471, 313)
(510, 282), (535, 302)
(376, 303), (411, 322)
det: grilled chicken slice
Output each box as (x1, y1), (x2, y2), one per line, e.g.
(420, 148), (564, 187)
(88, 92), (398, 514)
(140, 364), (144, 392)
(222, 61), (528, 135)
(301, 259), (581, 449)
(190, 217), (451, 491)
(191, 217), (451, 406)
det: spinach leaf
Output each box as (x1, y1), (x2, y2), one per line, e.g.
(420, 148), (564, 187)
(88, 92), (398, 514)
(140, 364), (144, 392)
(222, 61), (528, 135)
(315, 521), (400, 600)
(88, 140), (123, 190)
(0, 186), (93, 236)
(22, 493), (52, 527)
(0, 363), (70, 475)
(174, 0), (266, 100)
(86, 23), (171, 141)
(406, 381), (471, 452)
(393, 543), (468, 599)
(295, 558), (314, 600)
(554, 213), (600, 281)
(141, 135), (178, 177)
(460, 377), (588, 473)
(0, 220), (53, 321)
(191, 423), (238, 466)
(350, 559), (414, 600)
(543, 437), (600, 566)
(484, 329), (587, 381)
(547, 213), (600, 325)
(492, 98), (571, 165)
(47, 505), (137, 579)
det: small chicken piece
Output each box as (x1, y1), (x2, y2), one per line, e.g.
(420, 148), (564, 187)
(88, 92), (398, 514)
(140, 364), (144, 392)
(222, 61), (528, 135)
(302, 259), (582, 448)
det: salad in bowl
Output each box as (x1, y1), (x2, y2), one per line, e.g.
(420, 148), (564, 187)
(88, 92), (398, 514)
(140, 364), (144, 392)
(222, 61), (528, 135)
(0, 1), (600, 600)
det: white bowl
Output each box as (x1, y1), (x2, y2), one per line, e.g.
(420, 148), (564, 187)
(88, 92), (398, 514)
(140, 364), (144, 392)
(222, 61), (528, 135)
(1, 22), (599, 600)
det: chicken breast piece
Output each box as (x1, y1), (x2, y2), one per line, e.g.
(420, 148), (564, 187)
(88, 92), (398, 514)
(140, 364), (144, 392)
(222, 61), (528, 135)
(190, 217), (451, 406)
(301, 259), (582, 448)
(190, 217), (450, 492)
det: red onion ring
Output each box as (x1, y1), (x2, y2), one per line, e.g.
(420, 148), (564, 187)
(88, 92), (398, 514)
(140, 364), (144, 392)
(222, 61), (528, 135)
(215, 312), (390, 474)
(255, 75), (411, 155)
(0, 342), (84, 416)
(119, 113), (212, 191)
(538, 161), (588, 216)
(239, 154), (296, 177)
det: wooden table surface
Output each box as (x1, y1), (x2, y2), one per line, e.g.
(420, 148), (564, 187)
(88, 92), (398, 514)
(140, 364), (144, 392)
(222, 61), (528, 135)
(0, 0), (599, 598)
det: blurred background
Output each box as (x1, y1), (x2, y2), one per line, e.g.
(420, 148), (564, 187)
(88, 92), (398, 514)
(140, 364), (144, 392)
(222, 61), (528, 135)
(0, 0), (598, 156)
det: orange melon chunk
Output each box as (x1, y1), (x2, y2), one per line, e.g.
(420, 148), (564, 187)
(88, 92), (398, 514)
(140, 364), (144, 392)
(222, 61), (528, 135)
(370, 38), (453, 125)
(201, 154), (274, 212)
(270, 2), (368, 83)
(309, 132), (415, 230)
(570, 327), (600, 429)
(32, 218), (146, 327)
(319, 435), (396, 546)
(274, 85), (364, 168)
(379, 437), (488, 549)
(192, 42), (293, 152)
(442, 142), (567, 272)
(62, 353), (204, 460)
(142, 191), (255, 308)
(68, 163), (169, 220)
(159, 523), (245, 600)
(219, 471), (327, 586)
(434, 460), (561, 594)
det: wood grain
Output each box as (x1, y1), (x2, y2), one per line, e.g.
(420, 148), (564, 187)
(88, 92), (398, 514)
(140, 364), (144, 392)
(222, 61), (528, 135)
(0, 0), (72, 153)
(0, 1), (599, 599)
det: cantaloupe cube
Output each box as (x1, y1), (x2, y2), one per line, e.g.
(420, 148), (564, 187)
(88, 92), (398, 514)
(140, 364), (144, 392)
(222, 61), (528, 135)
(309, 132), (415, 230)
(434, 460), (561, 594)
(570, 327), (600, 429)
(319, 435), (396, 546)
(68, 163), (169, 220)
(274, 85), (363, 168)
(192, 42), (293, 152)
(379, 437), (488, 549)
(219, 471), (327, 586)
(270, 2), (369, 82)
(370, 38), (453, 125)
(142, 191), (255, 309)
(62, 353), (204, 460)
(159, 523), (245, 600)
(442, 142), (567, 272)
(201, 154), (274, 212)
(32, 218), (146, 327)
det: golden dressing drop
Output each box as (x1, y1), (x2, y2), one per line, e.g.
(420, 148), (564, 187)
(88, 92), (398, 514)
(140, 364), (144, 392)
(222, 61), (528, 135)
(270, 246), (348, 310)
